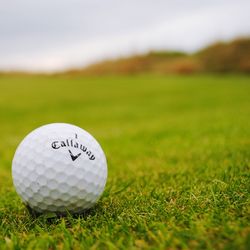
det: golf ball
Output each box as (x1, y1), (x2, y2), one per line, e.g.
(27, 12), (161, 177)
(12, 123), (107, 214)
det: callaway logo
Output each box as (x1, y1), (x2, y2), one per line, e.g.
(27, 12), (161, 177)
(51, 133), (95, 161)
(68, 150), (81, 161)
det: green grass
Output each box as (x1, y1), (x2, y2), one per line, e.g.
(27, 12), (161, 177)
(0, 74), (249, 249)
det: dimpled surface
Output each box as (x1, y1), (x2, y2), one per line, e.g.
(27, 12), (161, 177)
(12, 123), (107, 214)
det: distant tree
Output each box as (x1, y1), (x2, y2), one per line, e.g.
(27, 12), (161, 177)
(198, 38), (250, 73)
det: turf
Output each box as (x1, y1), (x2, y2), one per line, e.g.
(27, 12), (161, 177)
(0, 74), (249, 249)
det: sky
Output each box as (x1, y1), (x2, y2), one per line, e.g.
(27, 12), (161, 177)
(0, 0), (250, 72)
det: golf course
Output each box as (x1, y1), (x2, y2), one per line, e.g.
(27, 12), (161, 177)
(0, 73), (249, 249)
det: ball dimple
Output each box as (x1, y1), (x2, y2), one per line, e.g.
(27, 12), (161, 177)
(47, 179), (59, 189)
(60, 192), (71, 201)
(67, 175), (79, 186)
(50, 189), (61, 199)
(37, 202), (48, 210)
(46, 167), (58, 178)
(78, 190), (87, 199)
(47, 204), (57, 212)
(28, 171), (39, 182)
(33, 192), (43, 203)
(37, 175), (47, 186)
(58, 182), (70, 193)
(12, 123), (108, 214)
(25, 187), (33, 198)
(35, 164), (45, 174)
(42, 196), (54, 205)
(39, 186), (50, 196)
(32, 182), (40, 192)
(53, 199), (64, 207)
(85, 193), (94, 202)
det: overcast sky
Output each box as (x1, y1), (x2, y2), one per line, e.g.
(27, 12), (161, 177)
(0, 0), (250, 72)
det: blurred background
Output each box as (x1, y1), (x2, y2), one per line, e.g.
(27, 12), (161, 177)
(0, 0), (250, 74)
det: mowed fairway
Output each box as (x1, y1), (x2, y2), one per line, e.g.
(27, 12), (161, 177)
(0, 74), (249, 249)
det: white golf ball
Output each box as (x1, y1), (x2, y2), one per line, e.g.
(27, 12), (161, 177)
(12, 123), (108, 214)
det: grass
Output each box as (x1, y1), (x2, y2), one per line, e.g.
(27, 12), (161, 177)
(0, 74), (249, 249)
